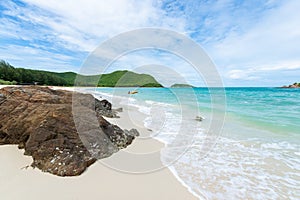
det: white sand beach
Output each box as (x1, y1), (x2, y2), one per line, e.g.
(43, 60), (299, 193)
(0, 85), (198, 200)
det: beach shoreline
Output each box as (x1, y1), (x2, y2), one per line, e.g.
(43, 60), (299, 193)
(0, 85), (198, 200)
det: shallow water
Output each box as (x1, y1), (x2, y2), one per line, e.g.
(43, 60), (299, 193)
(87, 87), (300, 199)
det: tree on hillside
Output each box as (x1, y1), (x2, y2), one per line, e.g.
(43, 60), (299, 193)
(0, 60), (69, 86)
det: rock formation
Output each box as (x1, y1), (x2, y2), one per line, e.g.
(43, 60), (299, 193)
(0, 86), (139, 176)
(281, 82), (300, 88)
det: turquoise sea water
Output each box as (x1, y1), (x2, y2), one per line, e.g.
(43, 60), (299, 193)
(88, 87), (300, 199)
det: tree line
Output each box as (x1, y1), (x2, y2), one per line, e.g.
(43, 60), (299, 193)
(0, 60), (163, 87)
(0, 60), (72, 86)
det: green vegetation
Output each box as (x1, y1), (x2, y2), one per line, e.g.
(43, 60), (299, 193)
(0, 60), (71, 86)
(55, 72), (77, 85)
(74, 71), (163, 87)
(97, 70), (162, 87)
(0, 60), (163, 87)
(170, 83), (194, 88)
(0, 79), (17, 85)
(294, 82), (300, 87)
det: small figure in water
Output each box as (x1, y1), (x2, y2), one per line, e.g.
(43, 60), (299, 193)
(128, 90), (138, 94)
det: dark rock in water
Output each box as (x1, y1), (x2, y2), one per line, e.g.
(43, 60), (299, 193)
(99, 99), (112, 110)
(124, 129), (140, 137)
(114, 107), (123, 112)
(195, 116), (204, 122)
(0, 86), (138, 176)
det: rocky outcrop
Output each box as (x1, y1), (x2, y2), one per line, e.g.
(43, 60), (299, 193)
(0, 86), (139, 176)
(281, 82), (300, 88)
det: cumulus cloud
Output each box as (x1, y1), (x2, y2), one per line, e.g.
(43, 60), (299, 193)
(19, 0), (186, 51)
(209, 0), (300, 74)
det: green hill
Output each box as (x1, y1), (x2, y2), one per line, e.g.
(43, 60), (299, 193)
(0, 60), (163, 87)
(51, 70), (163, 87)
(55, 72), (77, 85)
(97, 70), (162, 87)
(171, 83), (194, 88)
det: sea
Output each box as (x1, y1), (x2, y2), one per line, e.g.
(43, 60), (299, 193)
(83, 87), (300, 200)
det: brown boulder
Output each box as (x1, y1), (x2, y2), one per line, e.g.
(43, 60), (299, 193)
(0, 86), (138, 176)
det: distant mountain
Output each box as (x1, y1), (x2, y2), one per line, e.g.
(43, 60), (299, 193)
(97, 70), (162, 87)
(170, 83), (194, 88)
(57, 70), (163, 87)
(0, 60), (163, 87)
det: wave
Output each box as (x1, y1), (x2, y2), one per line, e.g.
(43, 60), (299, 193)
(83, 88), (300, 199)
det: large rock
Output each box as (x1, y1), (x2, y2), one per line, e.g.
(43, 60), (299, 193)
(0, 86), (139, 176)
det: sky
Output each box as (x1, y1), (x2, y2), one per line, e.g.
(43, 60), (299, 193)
(0, 0), (300, 86)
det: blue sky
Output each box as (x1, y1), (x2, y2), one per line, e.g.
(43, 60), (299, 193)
(0, 0), (299, 86)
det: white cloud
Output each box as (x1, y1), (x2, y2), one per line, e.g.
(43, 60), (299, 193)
(259, 61), (300, 71)
(226, 60), (300, 82)
(210, 0), (300, 73)
(20, 0), (186, 52)
(227, 69), (259, 80)
(0, 0), (188, 74)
